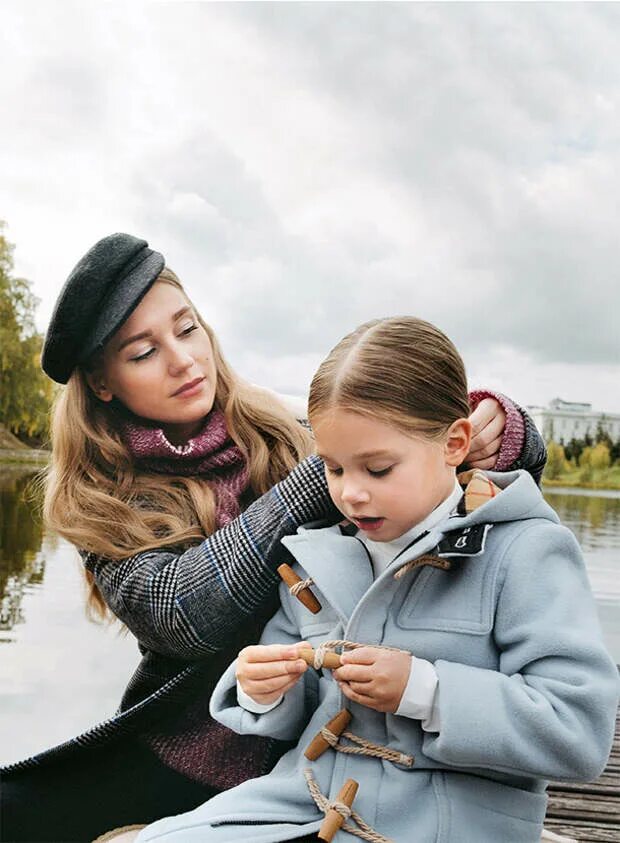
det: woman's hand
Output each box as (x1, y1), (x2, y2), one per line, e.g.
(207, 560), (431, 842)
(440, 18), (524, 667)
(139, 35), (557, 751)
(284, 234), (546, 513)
(333, 647), (411, 713)
(236, 642), (309, 705)
(466, 397), (506, 470)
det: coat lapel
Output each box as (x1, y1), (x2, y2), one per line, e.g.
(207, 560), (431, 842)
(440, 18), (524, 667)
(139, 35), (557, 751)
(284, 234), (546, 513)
(281, 526), (374, 623)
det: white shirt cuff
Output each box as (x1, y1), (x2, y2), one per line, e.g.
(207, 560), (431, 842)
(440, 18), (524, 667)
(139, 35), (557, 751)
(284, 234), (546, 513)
(236, 680), (283, 714)
(395, 656), (441, 732)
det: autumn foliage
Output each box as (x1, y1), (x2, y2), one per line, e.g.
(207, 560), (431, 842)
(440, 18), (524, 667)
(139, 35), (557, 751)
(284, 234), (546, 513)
(0, 222), (56, 443)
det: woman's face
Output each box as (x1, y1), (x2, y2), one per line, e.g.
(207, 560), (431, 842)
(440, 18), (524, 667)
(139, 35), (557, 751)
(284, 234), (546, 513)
(89, 281), (217, 443)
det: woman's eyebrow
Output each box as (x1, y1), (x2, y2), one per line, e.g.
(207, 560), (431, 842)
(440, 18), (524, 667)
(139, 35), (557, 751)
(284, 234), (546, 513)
(173, 305), (191, 320)
(117, 330), (152, 352)
(116, 306), (193, 352)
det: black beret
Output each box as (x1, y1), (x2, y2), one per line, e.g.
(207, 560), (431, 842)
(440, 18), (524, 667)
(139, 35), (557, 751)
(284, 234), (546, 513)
(42, 233), (165, 384)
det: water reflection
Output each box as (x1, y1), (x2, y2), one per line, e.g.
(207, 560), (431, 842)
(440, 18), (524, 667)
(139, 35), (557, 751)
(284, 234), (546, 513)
(544, 488), (620, 541)
(0, 469), (51, 636)
(543, 487), (620, 602)
(0, 466), (138, 765)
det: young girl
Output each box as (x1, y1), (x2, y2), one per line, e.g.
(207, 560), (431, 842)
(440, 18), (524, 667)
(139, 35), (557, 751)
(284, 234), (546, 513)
(123, 317), (618, 843)
(1, 234), (542, 843)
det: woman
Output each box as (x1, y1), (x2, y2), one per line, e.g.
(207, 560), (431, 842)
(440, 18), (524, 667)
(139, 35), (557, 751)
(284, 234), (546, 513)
(0, 234), (546, 843)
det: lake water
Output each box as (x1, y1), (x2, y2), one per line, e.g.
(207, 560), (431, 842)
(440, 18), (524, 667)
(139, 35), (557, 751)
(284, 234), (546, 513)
(1, 467), (619, 766)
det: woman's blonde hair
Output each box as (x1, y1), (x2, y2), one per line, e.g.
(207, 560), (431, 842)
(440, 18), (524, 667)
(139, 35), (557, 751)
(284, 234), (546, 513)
(308, 316), (470, 438)
(43, 269), (312, 619)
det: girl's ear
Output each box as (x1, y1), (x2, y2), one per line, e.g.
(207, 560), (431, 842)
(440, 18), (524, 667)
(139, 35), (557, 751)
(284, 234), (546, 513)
(85, 370), (114, 403)
(444, 418), (472, 467)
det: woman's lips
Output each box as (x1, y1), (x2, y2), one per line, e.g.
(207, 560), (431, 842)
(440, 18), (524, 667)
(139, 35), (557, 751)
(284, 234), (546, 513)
(352, 517), (385, 532)
(172, 377), (205, 398)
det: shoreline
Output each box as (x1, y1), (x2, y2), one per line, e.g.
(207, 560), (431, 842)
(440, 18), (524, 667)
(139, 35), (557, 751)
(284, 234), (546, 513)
(542, 477), (620, 492)
(0, 448), (50, 466)
(542, 484), (620, 500)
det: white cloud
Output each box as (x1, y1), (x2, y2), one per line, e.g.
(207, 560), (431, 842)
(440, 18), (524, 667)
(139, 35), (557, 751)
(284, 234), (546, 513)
(1, 1), (618, 412)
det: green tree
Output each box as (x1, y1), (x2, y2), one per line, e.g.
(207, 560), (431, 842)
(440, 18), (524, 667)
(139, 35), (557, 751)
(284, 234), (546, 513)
(0, 222), (55, 441)
(595, 418), (613, 449)
(564, 437), (584, 463)
(544, 440), (567, 481)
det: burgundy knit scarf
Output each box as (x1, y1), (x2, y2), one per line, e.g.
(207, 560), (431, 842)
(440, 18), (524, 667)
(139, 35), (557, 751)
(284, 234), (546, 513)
(121, 408), (249, 528)
(121, 409), (269, 788)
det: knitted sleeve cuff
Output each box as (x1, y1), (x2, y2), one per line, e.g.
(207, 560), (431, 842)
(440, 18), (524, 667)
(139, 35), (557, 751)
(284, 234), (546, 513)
(468, 389), (526, 471)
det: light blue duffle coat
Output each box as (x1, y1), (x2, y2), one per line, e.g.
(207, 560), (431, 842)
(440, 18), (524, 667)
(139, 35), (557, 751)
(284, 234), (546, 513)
(137, 470), (620, 843)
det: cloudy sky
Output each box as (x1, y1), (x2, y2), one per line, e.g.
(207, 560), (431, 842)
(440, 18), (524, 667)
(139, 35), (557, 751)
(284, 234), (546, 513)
(2, 2), (619, 412)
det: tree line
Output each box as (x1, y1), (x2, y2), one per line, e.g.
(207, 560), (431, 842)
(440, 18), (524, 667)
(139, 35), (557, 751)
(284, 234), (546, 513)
(0, 222), (56, 446)
(544, 423), (620, 483)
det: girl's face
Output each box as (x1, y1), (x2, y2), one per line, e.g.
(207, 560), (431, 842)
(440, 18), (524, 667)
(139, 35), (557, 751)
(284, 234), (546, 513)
(89, 281), (217, 443)
(313, 409), (471, 543)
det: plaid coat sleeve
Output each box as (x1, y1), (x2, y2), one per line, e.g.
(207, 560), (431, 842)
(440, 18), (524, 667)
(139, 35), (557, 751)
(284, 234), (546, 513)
(82, 454), (338, 660)
(504, 403), (547, 485)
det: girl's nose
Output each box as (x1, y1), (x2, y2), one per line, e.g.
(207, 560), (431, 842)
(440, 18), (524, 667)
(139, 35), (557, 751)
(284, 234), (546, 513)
(340, 482), (370, 506)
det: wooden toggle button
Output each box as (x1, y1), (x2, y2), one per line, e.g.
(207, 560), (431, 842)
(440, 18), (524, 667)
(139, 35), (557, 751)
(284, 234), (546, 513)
(277, 563), (322, 614)
(305, 708), (351, 761)
(299, 647), (342, 670)
(318, 779), (359, 842)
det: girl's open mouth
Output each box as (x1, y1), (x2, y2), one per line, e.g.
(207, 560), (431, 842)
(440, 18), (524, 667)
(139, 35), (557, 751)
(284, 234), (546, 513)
(352, 517), (385, 532)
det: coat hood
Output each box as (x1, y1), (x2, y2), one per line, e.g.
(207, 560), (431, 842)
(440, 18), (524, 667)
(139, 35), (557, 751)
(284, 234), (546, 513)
(447, 469), (559, 530)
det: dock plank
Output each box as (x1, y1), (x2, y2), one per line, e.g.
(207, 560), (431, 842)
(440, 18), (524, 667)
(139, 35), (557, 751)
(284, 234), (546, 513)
(545, 706), (620, 841)
(544, 818), (620, 842)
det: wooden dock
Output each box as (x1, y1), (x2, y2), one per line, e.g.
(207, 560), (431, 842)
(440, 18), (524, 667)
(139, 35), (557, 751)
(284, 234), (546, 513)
(544, 707), (620, 841)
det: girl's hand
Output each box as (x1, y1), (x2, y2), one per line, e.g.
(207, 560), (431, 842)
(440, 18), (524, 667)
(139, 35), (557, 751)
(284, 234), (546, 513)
(332, 647), (411, 713)
(236, 642), (309, 705)
(467, 397), (506, 470)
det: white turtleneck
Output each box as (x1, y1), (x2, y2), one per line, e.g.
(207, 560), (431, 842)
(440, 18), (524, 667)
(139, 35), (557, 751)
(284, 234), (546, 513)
(358, 480), (463, 579)
(237, 479), (463, 732)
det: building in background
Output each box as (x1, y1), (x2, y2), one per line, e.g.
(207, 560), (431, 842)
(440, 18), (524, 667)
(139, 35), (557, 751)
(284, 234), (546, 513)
(527, 399), (620, 444)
